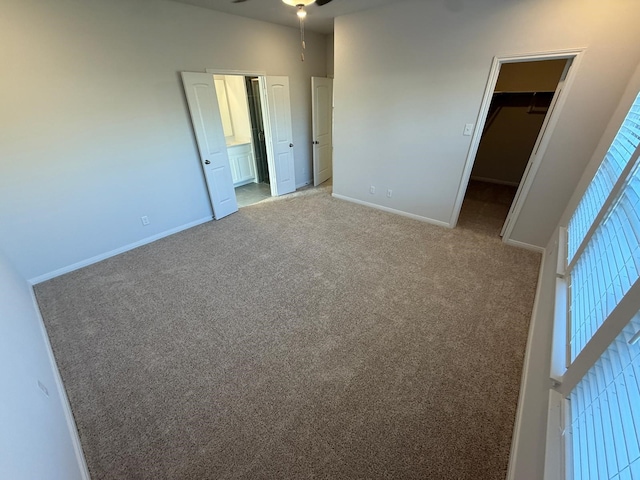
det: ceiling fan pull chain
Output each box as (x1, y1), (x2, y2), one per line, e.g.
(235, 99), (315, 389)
(300, 15), (306, 62)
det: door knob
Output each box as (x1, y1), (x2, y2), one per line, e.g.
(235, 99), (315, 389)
(289, 143), (294, 148)
(313, 141), (319, 145)
(204, 160), (211, 165)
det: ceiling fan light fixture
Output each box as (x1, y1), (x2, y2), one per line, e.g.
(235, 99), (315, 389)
(282, 0), (316, 6)
(279, 0), (335, 62)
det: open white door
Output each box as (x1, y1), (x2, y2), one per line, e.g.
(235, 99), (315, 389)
(262, 76), (296, 196)
(312, 77), (333, 186)
(181, 72), (238, 220)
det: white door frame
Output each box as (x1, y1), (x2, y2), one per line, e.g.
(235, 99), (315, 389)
(449, 49), (585, 243)
(205, 69), (283, 197)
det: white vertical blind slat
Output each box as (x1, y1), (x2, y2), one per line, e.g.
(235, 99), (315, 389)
(589, 369), (609, 479)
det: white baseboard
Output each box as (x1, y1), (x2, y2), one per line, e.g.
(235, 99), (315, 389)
(331, 193), (451, 228)
(30, 287), (91, 480)
(506, 252), (546, 480)
(470, 176), (520, 187)
(29, 217), (212, 285)
(503, 237), (545, 253)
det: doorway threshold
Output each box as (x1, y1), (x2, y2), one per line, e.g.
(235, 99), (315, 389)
(235, 183), (271, 208)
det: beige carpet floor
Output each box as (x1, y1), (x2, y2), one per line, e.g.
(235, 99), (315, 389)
(35, 182), (540, 479)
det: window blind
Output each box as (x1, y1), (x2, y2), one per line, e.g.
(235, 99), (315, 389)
(567, 94), (640, 262)
(569, 163), (640, 360)
(569, 311), (640, 479)
(567, 93), (640, 360)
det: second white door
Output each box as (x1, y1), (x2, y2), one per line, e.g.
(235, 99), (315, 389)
(312, 77), (333, 186)
(262, 76), (296, 196)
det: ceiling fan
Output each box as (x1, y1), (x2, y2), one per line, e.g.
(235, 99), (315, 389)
(231, 0), (335, 60)
(232, 0), (334, 5)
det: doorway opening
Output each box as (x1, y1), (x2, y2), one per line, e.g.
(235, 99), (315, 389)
(451, 50), (583, 244)
(459, 59), (567, 234)
(182, 70), (297, 220)
(213, 74), (271, 208)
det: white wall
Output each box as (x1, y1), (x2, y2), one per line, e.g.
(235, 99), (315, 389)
(509, 61), (640, 479)
(0, 0), (326, 281)
(326, 33), (335, 78)
(333, 0), (640, 247)
(0, 249), (87, 479)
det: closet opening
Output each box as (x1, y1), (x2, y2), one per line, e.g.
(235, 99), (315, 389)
(457, 58), (569, 235)
(450, 50), (584, 245)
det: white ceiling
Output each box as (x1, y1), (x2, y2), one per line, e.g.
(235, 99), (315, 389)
(167, 0), (408, 34)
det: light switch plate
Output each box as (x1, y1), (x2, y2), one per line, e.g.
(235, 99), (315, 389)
(463, 123), (474, 136)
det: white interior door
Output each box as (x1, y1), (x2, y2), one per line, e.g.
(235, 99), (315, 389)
(262, 76), (296, 196)
(312, 77), (333, 186)
(181, 72), (238, 220)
